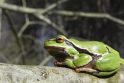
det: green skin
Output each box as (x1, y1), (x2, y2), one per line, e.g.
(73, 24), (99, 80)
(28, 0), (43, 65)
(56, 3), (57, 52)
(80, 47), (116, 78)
(44, 35), (124, 77)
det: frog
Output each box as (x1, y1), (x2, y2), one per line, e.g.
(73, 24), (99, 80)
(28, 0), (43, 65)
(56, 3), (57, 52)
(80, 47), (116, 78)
(44, 35), (124, 77)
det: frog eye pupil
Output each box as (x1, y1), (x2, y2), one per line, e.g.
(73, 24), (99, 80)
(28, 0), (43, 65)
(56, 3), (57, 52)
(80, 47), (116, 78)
(58, 38), (62, 40)
(56, 37), (64, 43)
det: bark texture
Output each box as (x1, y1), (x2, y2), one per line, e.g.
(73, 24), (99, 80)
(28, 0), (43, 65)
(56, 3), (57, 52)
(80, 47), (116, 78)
(0, 63), (124, 83)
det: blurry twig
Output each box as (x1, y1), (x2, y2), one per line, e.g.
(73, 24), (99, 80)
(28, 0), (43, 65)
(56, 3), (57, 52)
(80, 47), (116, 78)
(0, 0), (68, 14)
(41, 0), (68, 14)
(0, 6), (2, 40)
(0, 53), (10, 63)
(1, 3), (124, 26)
(53, 10), (124, 25)
(0, 0), (68, 36)
(33, 0), (68, 35)
(34, 14), (67, 35)
(18, 21), (44, 37)
(0, 3), (42, 14)
(18, 22), (29, 37)
(22, 0), (29, 23)
(18, 0), (30, 38)
(0, 0), (67, 14)
(0, 0), (5, 40)
(40, 55), (52, 66)
(3, 10), (26, 64)
(32, 0), (68, 35)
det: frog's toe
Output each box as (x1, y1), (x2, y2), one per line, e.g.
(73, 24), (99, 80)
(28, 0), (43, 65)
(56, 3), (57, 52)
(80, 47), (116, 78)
(75, 68), (81, 73)
(75, 67), (97, 73)
(54, 61), (65, 66)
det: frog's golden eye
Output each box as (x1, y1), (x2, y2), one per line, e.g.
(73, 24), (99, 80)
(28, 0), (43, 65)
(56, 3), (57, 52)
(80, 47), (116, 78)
(56, 36), (65, 43)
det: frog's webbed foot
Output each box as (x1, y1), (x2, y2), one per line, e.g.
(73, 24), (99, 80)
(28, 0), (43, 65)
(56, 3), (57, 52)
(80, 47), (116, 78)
(54, 61), (65, 66)
(75, 67), (98, 73)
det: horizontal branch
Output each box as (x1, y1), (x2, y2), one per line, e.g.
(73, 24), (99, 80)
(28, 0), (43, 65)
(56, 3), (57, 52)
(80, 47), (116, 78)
(0, 3), (42, 14)
(0, 63), (123, 83)
(53, 11), (124, 25)
(0, 0), (67, 14)
(0, 3), (124, 26)
(0, 1), (67, 36)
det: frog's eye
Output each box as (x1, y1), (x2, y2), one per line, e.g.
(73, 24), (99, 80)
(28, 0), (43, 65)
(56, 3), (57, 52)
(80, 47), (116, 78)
(56, 36), (64, 43)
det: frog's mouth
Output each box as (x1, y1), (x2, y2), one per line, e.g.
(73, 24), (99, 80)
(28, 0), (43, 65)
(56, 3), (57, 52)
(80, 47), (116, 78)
(45, 46), (70, 62)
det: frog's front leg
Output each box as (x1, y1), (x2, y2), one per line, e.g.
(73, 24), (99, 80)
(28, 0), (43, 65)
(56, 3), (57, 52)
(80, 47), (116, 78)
(54, 58), (76, 68)
(64, 58), (76, 68)
(73, 54), (97, 73)
(64, 54), (94, 68)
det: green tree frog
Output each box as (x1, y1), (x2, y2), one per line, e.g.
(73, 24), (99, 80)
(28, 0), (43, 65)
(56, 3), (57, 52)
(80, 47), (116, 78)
(44, 35), (124, 77)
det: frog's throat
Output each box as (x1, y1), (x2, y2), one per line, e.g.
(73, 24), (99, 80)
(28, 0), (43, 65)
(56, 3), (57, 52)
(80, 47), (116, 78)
(45, 46), (72, 62)
(45, 46), (65, 51)
(45, 46), (69, 56)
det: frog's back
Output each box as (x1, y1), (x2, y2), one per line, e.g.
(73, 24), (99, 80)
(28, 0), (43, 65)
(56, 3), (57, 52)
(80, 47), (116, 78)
(70, 38), (117, 55)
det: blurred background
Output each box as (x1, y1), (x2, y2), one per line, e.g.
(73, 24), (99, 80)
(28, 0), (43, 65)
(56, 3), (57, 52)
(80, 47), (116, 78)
(0, 0), (124, 65)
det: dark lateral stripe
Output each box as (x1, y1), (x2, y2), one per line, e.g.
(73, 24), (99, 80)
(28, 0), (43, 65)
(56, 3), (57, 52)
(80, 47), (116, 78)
(65, 39), (101, 57)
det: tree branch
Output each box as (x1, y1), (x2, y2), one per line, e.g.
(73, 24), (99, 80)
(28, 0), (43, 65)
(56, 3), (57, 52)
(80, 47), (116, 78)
(0, 1), (68, 36)
(21, 0), (30, 23)
(18, 21), (44, 37)
(53, 10), (124, 25)
(0, 3), (124, 26)
(0, 3), (43, 14)
(0, 63), (123, 83)
(0, 0), (5, 40)
(0, 0), (68, 14)
(34, 14), (67, 35)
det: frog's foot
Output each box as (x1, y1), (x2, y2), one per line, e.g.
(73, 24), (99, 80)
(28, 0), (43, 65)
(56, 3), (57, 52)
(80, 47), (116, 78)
(75, 67), (97, 73)
(54, 61), (65, 66)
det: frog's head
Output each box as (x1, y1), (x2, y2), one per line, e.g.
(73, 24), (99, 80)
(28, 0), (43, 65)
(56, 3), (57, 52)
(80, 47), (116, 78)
(44, 35), (79, 62)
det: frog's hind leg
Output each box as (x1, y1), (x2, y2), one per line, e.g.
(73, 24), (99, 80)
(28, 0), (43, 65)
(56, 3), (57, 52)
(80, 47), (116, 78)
(75, 67), (118, 77)
(93, 68), (119, 77)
